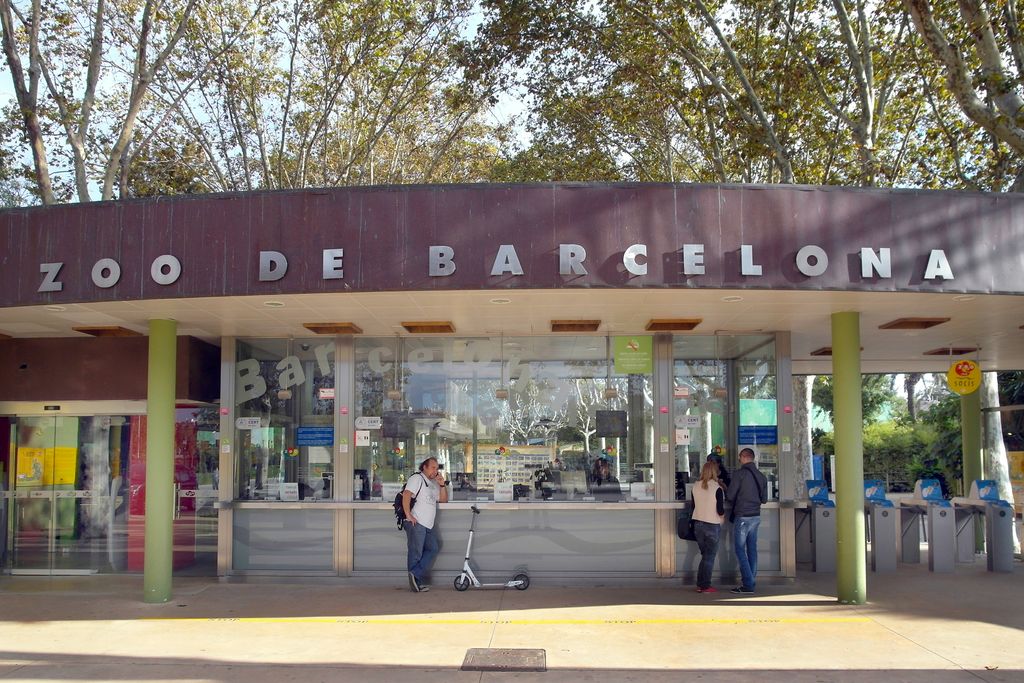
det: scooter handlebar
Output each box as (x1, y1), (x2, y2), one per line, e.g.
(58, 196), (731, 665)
(471, 505), (480, 514)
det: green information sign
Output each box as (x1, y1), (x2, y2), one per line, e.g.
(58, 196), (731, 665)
(614, 336), (653, 374)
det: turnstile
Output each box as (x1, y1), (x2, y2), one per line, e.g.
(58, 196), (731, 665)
(952, 480), (1015, 573)
(806, 480), (836, 572)
(899, 479), (955, 573)
(864, 480), (897, 572)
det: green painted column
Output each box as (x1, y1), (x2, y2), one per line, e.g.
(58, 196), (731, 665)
(144, 319), (177, 603)
(960, 390), (982, 494)
(960, 389), (983, 552)
(832, 312), (866, 604)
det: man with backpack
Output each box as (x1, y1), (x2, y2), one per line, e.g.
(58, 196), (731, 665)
(402, 456), (448, 592)
(726, 447), (768, 594)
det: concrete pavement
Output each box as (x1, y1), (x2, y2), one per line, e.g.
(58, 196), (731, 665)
(0, 559), (1021, 682)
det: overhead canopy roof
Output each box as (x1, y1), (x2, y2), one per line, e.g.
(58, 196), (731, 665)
(1, 183), (1022, 374)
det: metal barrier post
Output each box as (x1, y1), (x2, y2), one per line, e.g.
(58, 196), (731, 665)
(869, 505), (897, 572)
(812, 505), (837, 573)
(900, 508), (922, 564)
(985, 503), (1014, 573)
(926, 504), (955, 573)
(954, 507), (976, 563)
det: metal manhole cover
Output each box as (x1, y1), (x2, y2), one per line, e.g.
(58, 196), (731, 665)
(461, 648), (547, 672)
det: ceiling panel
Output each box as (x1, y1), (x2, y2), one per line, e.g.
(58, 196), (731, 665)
(1, 288), (1021, 374)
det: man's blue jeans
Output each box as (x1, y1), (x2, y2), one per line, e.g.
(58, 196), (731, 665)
(404, 521), (439, 583)
(733, 515), (761, 590)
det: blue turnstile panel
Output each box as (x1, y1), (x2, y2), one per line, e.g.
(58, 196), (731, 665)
(806, 480), (835, 572)
(864, 480), (896, 572)
(900, 479), (954, 573)
(953, 480), (1015, 573)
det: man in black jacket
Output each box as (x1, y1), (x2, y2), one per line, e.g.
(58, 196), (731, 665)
(726, 447), (768, 594)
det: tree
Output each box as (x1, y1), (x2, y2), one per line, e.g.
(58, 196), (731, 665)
(996, 371), (1024, 451)
(862, 421), (933, 491)
(125, 135), (212, 197)
(981, 372), (1020, 551)
(466, 0), (947, 187)
(813, 374), (899, 424)
(905, 0), (1024, 189)
(793, 374), (815, 498)
(149, 0), (501, 192)
(1, 0), (504, 203)
(904, 372), (923, 421)
(0, 0), (205, 203)
(916, 388), (964, 496)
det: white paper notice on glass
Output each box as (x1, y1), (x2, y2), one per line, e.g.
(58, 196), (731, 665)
(494, 482), (514, 502)
(382, 482), (403, 502)
(307, 446), (331, 464)
(675, 428), (690, 445)
(355, 430), (371, 446)
(280, 482), (299, 501)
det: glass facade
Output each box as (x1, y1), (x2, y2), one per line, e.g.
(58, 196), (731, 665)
(2, 411), (219, 575)
(353, 336), (654, 503)
(234, 339), (335, 502)
(2, 331), (784, 579)
(673, 335), (779, 501)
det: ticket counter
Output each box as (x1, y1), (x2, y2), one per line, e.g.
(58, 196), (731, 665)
(221, 332), (790, 580)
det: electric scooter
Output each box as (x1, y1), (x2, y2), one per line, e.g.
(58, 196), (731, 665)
(453, 505), (530, 591)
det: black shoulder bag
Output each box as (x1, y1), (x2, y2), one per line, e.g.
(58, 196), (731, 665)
(392, 474), (423, 530)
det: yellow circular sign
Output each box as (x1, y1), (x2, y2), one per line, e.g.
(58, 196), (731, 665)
(946, 359), (981, 395)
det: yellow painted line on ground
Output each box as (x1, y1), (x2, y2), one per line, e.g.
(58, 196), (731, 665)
(145, 616), (870, 625)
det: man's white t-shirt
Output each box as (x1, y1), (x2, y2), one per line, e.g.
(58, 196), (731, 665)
(407, 473), (441, 529)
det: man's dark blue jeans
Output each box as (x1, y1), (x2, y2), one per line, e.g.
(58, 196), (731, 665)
(733, 515), (761, 591)
(404, 520), (439, 584)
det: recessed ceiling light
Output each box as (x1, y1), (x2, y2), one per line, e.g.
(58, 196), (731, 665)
(923, 346), (979, 356)
(490, 298), (512, 305)
(264, 300), (285, 308)
(879, 317), (950, 330)
(303, 322), (363, 334)
(551, 320), (600, 332)
(72, 326), (142, 337)
(402, 321), (455, 333)
(646, 318), (701, 331)
(952, 295), (975, 302)
(45, 305), (66, 312)
(722, 296), (743, 303)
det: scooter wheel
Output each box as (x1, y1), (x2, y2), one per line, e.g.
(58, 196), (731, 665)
(454, 574), (471, 591)
(512, 573), (530, 590)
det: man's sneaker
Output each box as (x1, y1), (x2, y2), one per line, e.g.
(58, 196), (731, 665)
(702, 586), (719, 593)
(408, 571), (423, 592)
(730, 586), (754, 594)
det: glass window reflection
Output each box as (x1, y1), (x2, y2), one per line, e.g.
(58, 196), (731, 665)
(235, 339), (335, 501)
(354, 336), (654, 502)
(672, 335), (778, 502)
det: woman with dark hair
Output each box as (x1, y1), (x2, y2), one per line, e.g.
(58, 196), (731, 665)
(706, 451), (731, 488)
(590, 457), (619, 494)
(691, 460), (726, 593)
